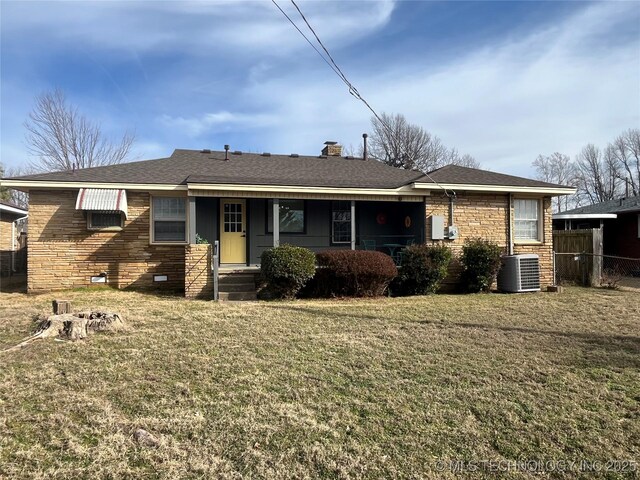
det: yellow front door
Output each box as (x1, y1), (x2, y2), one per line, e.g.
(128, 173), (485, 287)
(220, 199), (247, 264)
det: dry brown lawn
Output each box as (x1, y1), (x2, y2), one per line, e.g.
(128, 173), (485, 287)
(0, 287), (638, 479)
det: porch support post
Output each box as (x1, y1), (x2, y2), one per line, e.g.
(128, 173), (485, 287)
(350, 200), (356, 250)
(273, 198), (280, 247)
(188, 196), (197, 244)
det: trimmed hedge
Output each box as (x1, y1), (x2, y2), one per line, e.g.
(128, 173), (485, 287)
(259, 244), (316, 299)
(314, 250), (397, 297)
(459, 238), (503, 293)
(395, 243), (452, 295)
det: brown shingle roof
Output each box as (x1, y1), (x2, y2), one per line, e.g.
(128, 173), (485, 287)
(415, 164), (569, 189)
(4, 149), (571, 191)
(8, 149), (425, 189)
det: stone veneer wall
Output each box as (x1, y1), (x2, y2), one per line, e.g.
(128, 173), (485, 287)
(1, 217), (15, 276)
(425, 193), (554, 288)
(27, 190), (185, 293)
(185, 244), (213, 299)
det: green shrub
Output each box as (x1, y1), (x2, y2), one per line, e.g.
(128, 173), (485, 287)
(195, 233), (209, 245)
(395, 243), (452, 295)
(260, 244), (316, 299)
(459, 238), (503, 293)
(314, 250), (397, 297)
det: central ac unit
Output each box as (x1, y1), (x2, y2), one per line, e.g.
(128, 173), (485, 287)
(497, 254), (541, 293)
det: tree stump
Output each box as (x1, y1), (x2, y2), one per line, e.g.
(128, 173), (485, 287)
(2, 311), (125, 353)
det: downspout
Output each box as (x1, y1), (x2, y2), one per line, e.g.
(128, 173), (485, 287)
(449, 195), (455, 227)
(423, 196), (428, 243)
(507, 193), (514, 255)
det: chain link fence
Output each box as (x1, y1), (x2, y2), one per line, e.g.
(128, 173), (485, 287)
(555, 252), (640, 290)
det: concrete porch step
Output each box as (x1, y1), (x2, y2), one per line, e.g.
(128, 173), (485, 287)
(219, 291), (258, 301)
(217, 271), (259, 301)
(219, 282), (257, 293)
(218, 273), (258, 285)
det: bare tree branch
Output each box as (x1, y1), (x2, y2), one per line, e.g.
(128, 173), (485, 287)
(0, 164), (30, 209)
(532, 152), (578, 212)
(575, 144), (622, 204)
(610, 128), (640, 196)
(368, 113), (480, 173)
(24, 89), (135, 172)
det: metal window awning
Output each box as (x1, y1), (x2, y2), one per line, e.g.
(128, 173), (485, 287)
(76, 188), (128, 218)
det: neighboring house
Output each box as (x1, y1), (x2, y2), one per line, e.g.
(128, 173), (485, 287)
(553, 196), (640, 258)
(0, 200), (28, 276)
(1, 142), (574, 294)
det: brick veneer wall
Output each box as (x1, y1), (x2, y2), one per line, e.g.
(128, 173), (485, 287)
(185, 244), (213, 299)
(1, 217), (14, 276)
(425, 193), (554, 288)
(27, 190), (185, 293)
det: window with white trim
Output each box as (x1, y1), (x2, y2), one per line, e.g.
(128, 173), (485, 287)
(514, 199), (540, 241)
(88, 211), (123, 230)
(332, 201), (351, 244)
(152, 197), (186, 242)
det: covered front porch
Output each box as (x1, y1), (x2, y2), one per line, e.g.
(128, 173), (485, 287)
(188, 196), (426, 266)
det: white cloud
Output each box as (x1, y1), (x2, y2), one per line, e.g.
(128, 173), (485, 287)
(238, 2), (640, 176)
(158, 111), (278, 137)
(2, 1), (395, 57)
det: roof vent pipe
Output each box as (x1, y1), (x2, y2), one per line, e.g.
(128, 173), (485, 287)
(362, 133), (368, 161)
(224, 144), (229, 161)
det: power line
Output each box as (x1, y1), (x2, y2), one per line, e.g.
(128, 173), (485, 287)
(270, 0), (345, 83)
(273, 0), (453, 196)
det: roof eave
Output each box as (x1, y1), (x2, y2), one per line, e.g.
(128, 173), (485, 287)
(553, 213), (618, 220)
(0, 204), (28, 216)
(0, 179), (187, 191)
(412, 182), (576, 196)
(186, 182), (424, 196)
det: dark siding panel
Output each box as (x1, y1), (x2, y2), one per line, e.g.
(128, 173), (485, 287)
(195, 197), (217, 245)
(614, 213), (640, 258)
(357, 201), (424, 247)
(248, 199), (343, 263)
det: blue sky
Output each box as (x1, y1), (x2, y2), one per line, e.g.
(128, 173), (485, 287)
(1, 0), (639, 177)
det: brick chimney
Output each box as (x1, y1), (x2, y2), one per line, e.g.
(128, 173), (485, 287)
(321, 141), (342, 157)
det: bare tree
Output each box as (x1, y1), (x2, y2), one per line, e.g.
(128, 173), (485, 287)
(368, 113), (478, 172)
(575, 144), (622, 204)
(25, 89), (135, 172)
(0, 164), (10, 202)
(532, 152), (578, 212)
(446, 148), (481, 169)
(610, 128), (640, 196)
(0, 164), (30, 208)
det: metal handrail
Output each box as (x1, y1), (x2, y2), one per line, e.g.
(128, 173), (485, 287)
(212, 240), (220, 301)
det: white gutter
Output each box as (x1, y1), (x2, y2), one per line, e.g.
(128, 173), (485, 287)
(187, 182), (422, 197)
(0, 179), (187, 192)
(553, 213), (617, 220)
(412, 182), (576, 196)
(0, 204), (28, 216)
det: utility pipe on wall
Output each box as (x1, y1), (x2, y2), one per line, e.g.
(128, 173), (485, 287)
(350, 200), (356, 250)
(507, 193), (514, 255)
(273, 198), (280, 247)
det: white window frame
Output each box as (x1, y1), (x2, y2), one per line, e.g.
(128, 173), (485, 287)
(513, 198), (542, 243)
(87, 211), (124, 231)
(150, 195), (188, 244)
(331, 201), (352, 244)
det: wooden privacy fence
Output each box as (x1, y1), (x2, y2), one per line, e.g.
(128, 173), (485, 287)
(552, 228), (603, 286)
